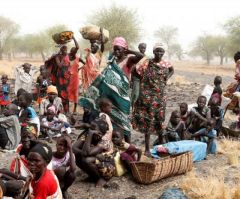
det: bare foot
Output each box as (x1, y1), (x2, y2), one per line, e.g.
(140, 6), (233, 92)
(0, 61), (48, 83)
(144, 151), (151, 157)
(95, 178), (106, 187)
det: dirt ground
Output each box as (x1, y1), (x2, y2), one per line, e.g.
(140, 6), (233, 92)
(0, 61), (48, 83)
(0, 59), (239, 199)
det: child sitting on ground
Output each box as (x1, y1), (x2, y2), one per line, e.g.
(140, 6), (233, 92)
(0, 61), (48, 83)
(51, 135), (76, 199)
(209, 76), (222, 106)
(41, 104), (71, 141)
(191, 118), (217, 154)
(162, 110), (186, 143)
(186, 96), (211, 134)
(112, 129), (142, 171)
(73, 116), (115, 187)
(0, 75), (10, 112)
(179, 102), (189, 123)
(0, 103), (21, 150)
(18, 92), (40, 134)
(209, 98), (224, 136)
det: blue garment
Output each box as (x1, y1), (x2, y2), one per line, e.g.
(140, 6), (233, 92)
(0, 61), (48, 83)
(26, 107), (38, 118)
(2, 84), (9, 101)
(151, 140), (207, 162)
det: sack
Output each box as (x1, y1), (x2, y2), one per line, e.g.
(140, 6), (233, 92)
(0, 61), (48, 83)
(52, 31), (73, 45)
(80, 25), (109, 43)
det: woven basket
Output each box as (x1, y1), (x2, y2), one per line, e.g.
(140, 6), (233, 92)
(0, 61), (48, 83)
(52, 31), (73, 45)
(130, 151), (193, 184)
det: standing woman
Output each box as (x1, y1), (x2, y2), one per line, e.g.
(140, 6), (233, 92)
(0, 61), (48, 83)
(68, 36), (81, 113)
(132, 43), (174, 156)
(28, 143), (62, 198)
(83, 37), (143, 143)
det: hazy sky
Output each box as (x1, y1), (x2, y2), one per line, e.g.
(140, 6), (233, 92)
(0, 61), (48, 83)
(1, 0), (240, 51)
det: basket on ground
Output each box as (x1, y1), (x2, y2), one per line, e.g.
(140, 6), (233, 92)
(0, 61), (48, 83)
(130, 151), (193, 184)
(52, 31), (73, 45)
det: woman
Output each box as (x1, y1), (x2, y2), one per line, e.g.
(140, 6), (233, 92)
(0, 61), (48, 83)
(28, 143), (62, 198)
(82, 37), (143, 143)
(68, 37), (83, 113)
(132, 43), (174, 156)
(81, 29), (105, 91)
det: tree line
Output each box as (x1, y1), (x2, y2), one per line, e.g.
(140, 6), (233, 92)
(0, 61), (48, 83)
(0, 5), (239, 65)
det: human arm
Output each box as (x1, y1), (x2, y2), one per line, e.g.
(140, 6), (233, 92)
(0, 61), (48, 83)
(99, 27), (105, 53)
(65, 136), (76, 172)
(167, 66), (174, 80)
(72, 139), (85, 156)
(0, 169), (26, 181)
(126, 49), (144, 69)
(135, 147), (142, 161)
(18, 110), (29, 123)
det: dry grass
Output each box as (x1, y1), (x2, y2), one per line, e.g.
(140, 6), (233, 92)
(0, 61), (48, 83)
(169, 74), (191, 85)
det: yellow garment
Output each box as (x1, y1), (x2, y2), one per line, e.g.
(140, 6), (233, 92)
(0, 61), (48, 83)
(114, 151), (127, 177)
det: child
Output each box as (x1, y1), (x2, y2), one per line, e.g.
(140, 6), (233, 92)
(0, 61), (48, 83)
(209, 98), (224, 136)
(209, 76), (222, 106)
(18, 92), (40, 134)
(191, 118), (217, 154)
(40, 85), (63, 116)
(14, 63), (39, 95)
(51, 135), (76, 199)
(186, 96), (211, 134)
(36, 68), (51, 106)
(162, 110), (186, 143)
(12, 88), (27, 107)
(179, 102), (189, 123)
(41, 104), (71, 141)
(10, 123), (38, 177)
(73, 117), (115, 187)
(0, 103), (21, 150)
(112, 129), (142, 171)
(0, 75), (10, 111)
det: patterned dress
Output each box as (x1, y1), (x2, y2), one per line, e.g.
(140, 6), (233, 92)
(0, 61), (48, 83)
(132, 59), (172, 134)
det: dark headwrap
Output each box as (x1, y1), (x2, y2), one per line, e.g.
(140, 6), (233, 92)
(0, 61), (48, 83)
(30, 143), (52, 164)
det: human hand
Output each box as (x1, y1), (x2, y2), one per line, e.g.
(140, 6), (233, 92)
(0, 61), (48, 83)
(65, 136), (72, 149)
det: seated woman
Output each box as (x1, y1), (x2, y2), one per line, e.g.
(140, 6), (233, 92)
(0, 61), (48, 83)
(0, 103), (21, 150)
(112, 129), (142, 171)
(27, 143), (62, 198)
(40, 85), (63, 116)
(73, 116), (115, 187)
(41, 104), (71, 141)
(51, 135), (76, 199)
(10, 123), (38, 177)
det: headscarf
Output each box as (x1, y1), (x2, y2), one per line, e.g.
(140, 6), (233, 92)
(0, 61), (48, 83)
(153, 43), (165, 51)
(29, 143), (52, 164)
(21, 123), (38, 138)
(47, 85), (58, 94)
(112, 37), (128, 49)
(79, 97), (96, 110)
(47, 104), (57, 114)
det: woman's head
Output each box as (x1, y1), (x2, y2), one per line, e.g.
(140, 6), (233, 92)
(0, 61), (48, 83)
(98, 98), (112, 114)
(47, 85), (58, 102)
(21, 123), (38, 150)
(112, 37), (128, 59)
(28, 143), (52, 178)
(1, 74), (8, 84)
(153, 43), (165, 60)
(90, 40), (100, 54)
(60, 45), (67, 56)
(18, 92), (33, 108)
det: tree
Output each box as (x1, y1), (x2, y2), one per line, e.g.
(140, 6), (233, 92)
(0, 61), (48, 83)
(224, 16), (240, 56)
(212, 36), (228, 65)
(87, 4), (141, 51)
(154, 26), (178, 59)
(169, 43), (184, 60)
(190, 34), (216, 65)
(0, 16), (19, 60)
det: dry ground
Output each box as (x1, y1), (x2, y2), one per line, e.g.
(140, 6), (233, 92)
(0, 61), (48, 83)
(0, 59), (239, 199)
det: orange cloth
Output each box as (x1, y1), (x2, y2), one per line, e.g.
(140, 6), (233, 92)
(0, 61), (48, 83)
(68, 57), (80, 103)
(82, 49), (101, 91)
(47, 85), (58, 94)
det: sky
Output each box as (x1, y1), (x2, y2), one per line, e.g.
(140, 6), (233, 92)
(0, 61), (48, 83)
(1, 0), (240, 51)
